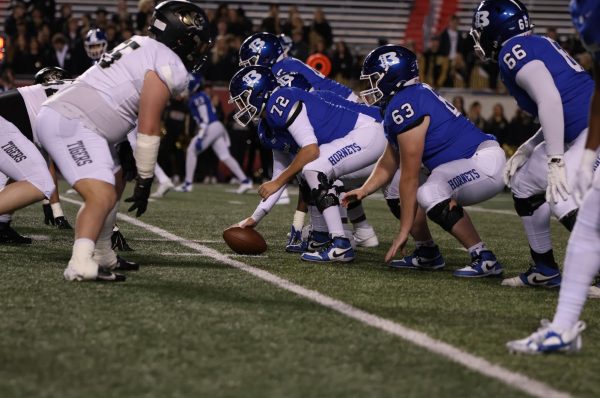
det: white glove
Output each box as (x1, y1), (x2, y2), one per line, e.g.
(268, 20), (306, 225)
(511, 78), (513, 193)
(504, 144), (533, 186)
(546, 155), (570, 203)
(573, 149), (598, 205)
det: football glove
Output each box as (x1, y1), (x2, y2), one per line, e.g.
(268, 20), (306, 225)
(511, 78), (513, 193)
(43, 203), (55, 225)
(573, 149), (597, 206)
(125, 176), (153, 217)
(546, 155), (570, 203)
(504, 144), (532, 186)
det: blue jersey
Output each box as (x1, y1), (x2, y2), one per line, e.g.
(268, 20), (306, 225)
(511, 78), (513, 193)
(257, 119), (300, 154)
(384, 83), (491, 171)
(315, 90), (383, 122)
(272, 57), (353, 99)
(499, 35), (593, 143)
(265, 87), (360, 147)
(188, 91), (218, 127)
(571, 0), (600, 60)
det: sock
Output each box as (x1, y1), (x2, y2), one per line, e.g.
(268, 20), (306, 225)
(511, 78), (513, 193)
(520, 202), (553, 254)
(154, 164), (170, 185)
(530, 248), (558, 270)
(43, 199), (50, 205)
(0, 213), (11, 223)
(467, 242), (487, 257)
(322, 206), (344, 237)
(309, 206), (328, 232)
(292, 210), (306, 232)
(51, 202), (64, 218)
(347, 200), (369, 229)
(185, 140), (198, 184)
(71, 238), (95, 263)
(222, 156), (248, 183)
(552, 197), (600, 331)
(339, 205), (348, 223)
(93, 203), (119, 267)
(415, 240), (436, 248)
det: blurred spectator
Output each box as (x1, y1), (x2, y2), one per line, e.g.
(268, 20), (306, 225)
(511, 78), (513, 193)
(112, 0), (134, 29)
(468, 101), (486, 130)
(505, 109), (539, 156)
(310, 8), (333, 49)
(227, 7), (252, 38)
(261, 4), (283, 34)
(54, 4), (72, 34)
(0, 69), (16, 92)
(290, 29), (309, 61)
(452, 96), (467, 116)
(31, 8), (47, 34)
(95, 8), (109, 31)
(423, 36), (449, 89)
(105, 24), (120, 50)
(136, 0), (154, 33)
(439, 15), (469, 87)
(5, 2), (30, 39)
(30, 0), (56, 23)
(204, 35), (237, 82)
(44, 33), (75, 74)
(546, 27), (559, 42)
(331, 41), (355, 85)
(485, 103), (509, 145)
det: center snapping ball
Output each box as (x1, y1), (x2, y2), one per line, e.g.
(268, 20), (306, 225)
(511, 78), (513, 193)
(223, 226), (267, 255)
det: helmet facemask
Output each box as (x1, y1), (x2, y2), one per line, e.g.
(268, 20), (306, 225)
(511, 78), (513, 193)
(359, 71), (385, 106)
(239, 55), (259, 67)
(230, 89), (263, 127)
(470, 28), (489, 62)
(85, 41), (107, 61)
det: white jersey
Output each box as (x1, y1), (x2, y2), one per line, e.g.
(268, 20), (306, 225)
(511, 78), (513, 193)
(44, 35), (189, 144)
(17, 80), (73, 142)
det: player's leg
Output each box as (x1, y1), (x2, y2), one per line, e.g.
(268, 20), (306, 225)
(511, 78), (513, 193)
(44, 160), (72, 229)
(0, 172), (32, 244)
(341, 176), (378, 248)
(208, 123), (252, 193)
(176, 134), (200, 193)
(150, 163), (174, 198)
(504, 142), (562, 287)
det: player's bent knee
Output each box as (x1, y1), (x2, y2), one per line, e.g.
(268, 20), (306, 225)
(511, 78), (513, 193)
(512, 193), (546, 217)
(308, 172), (339, 213)
(426, 199), (464, 232)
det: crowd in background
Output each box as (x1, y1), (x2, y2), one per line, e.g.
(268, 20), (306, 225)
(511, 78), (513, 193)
(1, 0), (582, 182)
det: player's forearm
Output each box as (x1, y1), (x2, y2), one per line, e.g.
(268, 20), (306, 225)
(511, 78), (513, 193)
(275, 144), (319, 185)
(134, 133), (161, 178)
(398, 172), (419, 236)
(362, 151), (398, 195)
(252, 183), (288, 224)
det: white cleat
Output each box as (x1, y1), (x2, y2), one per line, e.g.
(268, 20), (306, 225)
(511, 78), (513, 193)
(151, 180), (175, 198)
(64, 258), (99, 281)
(235, 179), (253, 194)
(64, 188), (77, 195)
(353, 226), (379, 248)
(588, 283), (600, 299)
(506, 320), (586, 355)
(175, 182), (193, 193)
(276, 188), (290, 205)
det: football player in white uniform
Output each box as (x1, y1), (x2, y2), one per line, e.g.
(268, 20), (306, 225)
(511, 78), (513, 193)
(506, 0), (600, 354)
(35, 0), (213, 282)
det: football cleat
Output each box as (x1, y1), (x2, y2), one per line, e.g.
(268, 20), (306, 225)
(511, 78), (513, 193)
(235, 179), (253, 194)
(151, 180), (175, 198)
(300, 236), (355, 263)
(501, 263), (561, 288)
(454, 250), (503, 278)
(0, 222), (32, 244)
(389, 245), (445, 270)
(64, 258), (99, 281)
(353, 225), (379, 248)
(96, 267), (127, 282)
(115, 256), (139, 271)
(111, 228), (134, 251)
(175, 182), (193, 193)
(54, 216), (73, 230)
(506, 319), (586, 355)
(286, 230), (329, 253)
(589, 277), (600, 299)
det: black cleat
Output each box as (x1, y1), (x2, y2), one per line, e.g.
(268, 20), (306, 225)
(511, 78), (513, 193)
(115, 256), (139, 271)
(0, 222), (32, 244)
(96, 268), (127, 282)
(54, 216), (73, 230)
(111, 229), (134, 251)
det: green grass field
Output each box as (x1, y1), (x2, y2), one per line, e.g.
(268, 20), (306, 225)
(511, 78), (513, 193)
(1, 183), (598, 398)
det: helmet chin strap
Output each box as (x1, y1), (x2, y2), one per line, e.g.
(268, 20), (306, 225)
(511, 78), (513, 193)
(404, 77), (420, 87)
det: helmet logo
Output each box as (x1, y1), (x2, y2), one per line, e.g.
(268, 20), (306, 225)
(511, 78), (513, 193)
(474, 11), (490, 28)
(242, 70), (262, 87)
(378, 52), (400, 68)
(181, 11), (205, 29)
(249, 38), (266, 53)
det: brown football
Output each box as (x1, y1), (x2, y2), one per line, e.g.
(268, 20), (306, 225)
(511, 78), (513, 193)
(223, 226), (267, 255)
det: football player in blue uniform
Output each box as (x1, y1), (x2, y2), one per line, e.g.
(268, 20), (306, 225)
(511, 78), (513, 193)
(175, 73), (252, 194)
(344, 45), (506, 277)
(238, 32), (358, 101)
(229, 66), (386, 262)
(506, 0), (600, 354)
(471, 0), (599, 288)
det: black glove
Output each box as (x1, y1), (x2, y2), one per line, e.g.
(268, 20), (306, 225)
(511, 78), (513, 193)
(43, 203), (55, 225)
(117, 141), (137, 182)
(124, 176), (153, 217)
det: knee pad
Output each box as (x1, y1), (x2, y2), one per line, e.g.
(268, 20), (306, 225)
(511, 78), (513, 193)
(386, 198), (401, 220)
(513, 193), (546, 217)
(298, 178), (313, 204)
(427, 198), (464, 231)
(310, 172), (339, 213)
(559, 209), (578, 231)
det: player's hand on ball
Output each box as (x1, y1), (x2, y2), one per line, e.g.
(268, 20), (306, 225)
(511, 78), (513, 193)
(504, 144), (532, 186)
(258, 180), (281, 199)
(238, 217), (257, 229)
(341, 188), (367, 207)
(573, 149), (597, 205)
(385, 232), (409, 263)
(546, 155), (570, 203)
(125, 176), (153, 217)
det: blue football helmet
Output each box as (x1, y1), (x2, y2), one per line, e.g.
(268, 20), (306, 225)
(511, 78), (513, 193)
(279, 33), (293, 54)
(229, 66), (278, 126)
(277, 71), (312, 91)
(188, 72), (204, 94)
(570, 0), (600, 57)
(239, 32), (284, 67)
(84, 29), (108, 61)
(360, 44), (419, 105)
(470, 0), (533, 62)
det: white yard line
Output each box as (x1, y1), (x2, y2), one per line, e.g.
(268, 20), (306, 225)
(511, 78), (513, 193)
(60, 197), (571, 398)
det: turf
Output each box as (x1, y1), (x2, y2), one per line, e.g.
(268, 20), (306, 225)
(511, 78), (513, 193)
(0, 184), (598, 398)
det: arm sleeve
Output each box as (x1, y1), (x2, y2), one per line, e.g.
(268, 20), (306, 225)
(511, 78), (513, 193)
(156, 61), (189, 97)
(287, 105), (318, 147)
(515, 60), (565, 156)
(252, 151), (292, 222)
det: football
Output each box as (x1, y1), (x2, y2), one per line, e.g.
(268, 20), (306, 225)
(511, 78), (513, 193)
(223, 226), (267, 255)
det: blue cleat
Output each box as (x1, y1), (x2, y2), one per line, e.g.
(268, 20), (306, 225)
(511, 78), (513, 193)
(454, 250), (503, 278)
(389, 245), (445, 270)
(506, 320), (586, 355)
(502, 262), (561, 287)
(286, 230), (329, 253)
(300, 236), (354, 263)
